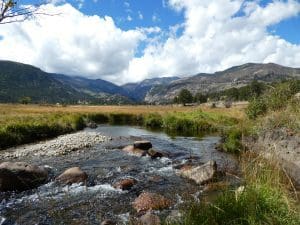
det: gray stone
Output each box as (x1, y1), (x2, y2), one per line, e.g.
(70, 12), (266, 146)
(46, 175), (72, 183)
(138, 212), (161, 225)
(177, 160), (217, 184)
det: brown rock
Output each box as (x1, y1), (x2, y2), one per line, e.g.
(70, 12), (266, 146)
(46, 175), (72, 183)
(147, 149), (165, 159)
(0, 162), (48, 192)
(101, 219), (116, 225)
(56, 167), (88, 185)
(122, 145), (146, 157)
(113, 178), (137, 190)
(138, 212), (161, 225)
(133, 192), (172, 212)
(133, 141), (152, 150)
(177, 160), (217, 184)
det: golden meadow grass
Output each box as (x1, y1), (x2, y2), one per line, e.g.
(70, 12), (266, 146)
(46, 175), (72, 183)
(0, 103), (247, 150)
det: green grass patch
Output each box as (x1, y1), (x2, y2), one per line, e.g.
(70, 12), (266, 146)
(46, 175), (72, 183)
(0, 113), (86, 149)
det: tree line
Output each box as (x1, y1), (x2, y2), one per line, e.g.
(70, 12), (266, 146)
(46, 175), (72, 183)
(173, 80), (274, 105)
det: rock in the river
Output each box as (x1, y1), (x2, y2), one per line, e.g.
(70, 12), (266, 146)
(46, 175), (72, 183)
(113, 178), (137, 190)
(0, 162), (48, 192)
(133, 192), (172, 212)
(147, 149), (165, 159)
(101, 219), (116, 225)
(122, 145), (147, 157)
(134, 141), (152, 150)
(86, 121), (97, 129)
(138, 211), (161, 225)
(56, 167), (88, 185)
(177, 160), (217, 184)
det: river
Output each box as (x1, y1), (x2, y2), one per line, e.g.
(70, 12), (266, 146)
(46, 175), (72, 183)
(0, 125), (239, 225)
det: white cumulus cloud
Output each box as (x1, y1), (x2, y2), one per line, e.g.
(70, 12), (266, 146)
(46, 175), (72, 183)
(123, 0), (300, 82)
(0, 3), (145, 84)
(0, 0), (300, 85)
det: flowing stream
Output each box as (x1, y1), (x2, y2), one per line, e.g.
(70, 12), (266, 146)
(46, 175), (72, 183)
(0, 125), (238, 225)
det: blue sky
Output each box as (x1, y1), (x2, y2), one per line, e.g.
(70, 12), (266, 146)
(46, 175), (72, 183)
(1, 0), (300, 84)
(61, 0), (299, 44)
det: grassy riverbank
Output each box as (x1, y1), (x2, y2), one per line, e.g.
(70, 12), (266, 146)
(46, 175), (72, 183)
(171, 80), (300, 225)
(174, 152), (300, 225)
(0, 104), (245, 149)
(0, 80), (299, 225)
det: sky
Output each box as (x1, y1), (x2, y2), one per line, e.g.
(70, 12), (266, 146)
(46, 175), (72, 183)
(0, 0), (299, 84)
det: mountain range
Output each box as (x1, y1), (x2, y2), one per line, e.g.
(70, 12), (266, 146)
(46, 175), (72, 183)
(0, 60), (299, 104)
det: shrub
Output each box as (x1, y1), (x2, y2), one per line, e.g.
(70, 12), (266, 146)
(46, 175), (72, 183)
(224, 100), (232, 108)
(246, 98), (267, 119)
(246, 80), (300, 119)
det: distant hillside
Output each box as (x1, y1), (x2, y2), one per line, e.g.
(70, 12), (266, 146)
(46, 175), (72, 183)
(0, 61), (90, 104)
(52, 74), (129, 97)
(0, 61), (133, 104)
(145, 63), (300, 103)
(1, 61), (299, 105)
(122, 77), (179, 101)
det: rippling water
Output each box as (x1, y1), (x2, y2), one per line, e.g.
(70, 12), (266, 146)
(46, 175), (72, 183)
(0, 125), (238, 225)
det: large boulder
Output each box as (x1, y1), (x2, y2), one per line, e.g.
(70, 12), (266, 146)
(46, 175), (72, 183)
(134, 141), (152, 150)
(138, 212), (161, 225)
(113, 178), (137, 190)
(177, 160), (217, 184)
(133, 192), (172, 212)
(0, 162), (48, 192)
(56, 167), (88, 185)
(122, 145), (147, 157)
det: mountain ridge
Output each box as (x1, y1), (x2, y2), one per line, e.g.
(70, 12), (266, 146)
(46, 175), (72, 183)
(144, 63), (300, 103)
(0, 60), (299, 104)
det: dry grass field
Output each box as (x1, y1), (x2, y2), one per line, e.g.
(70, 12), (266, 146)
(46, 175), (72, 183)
(0, 103), (247, 119)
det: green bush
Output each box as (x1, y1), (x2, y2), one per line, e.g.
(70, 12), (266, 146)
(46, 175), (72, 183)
(246, 98), (267, 119)
(246, 80), (300, 119)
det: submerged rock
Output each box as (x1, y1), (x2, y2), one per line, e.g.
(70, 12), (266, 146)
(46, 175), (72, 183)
(133, 141), (152, 151)
(177, 160), (217, 184)
(133, 192), (172, 212)
(113, 178), (137, 190)
(138, 211), (161, 225)
(0, 162), (48, 192)
(122, 145), (147, 157)
(56, 167), (88, 185)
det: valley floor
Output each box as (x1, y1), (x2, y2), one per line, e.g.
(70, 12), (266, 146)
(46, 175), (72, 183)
(0, 101), (299, 224)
